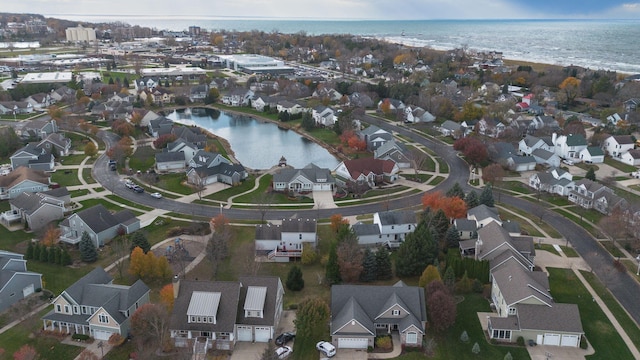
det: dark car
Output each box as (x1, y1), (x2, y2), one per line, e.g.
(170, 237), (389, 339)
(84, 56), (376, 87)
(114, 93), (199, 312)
(275, 332), (295, 346)
(132, 185), (145, 193)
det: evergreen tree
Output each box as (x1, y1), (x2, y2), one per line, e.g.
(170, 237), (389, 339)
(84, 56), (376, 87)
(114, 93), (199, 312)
(39, 245), (48, 262)
(61, 248), (72, 266)
(396, 221), (438, 277)
(428, 209), (450, 242)
(130, 232), (151, 253)
(108, 77), (115, 85)
(325, 243), (341, 285)
(165, 79), (170, 88)
(301, 111), (315, 131)
(460, 330), (469, 343)
(33, 243), (41, 261)
(286, 265), (304, 291)
(375, 246), (393, 280)
(123, 77), (129, 88)
(464, 190), (479, 209)
(472, 342), (480, 355)
(419, 265), (441, 288)
(443, 266), (456, 292)
(446, 182), (465, 199)
(54, 247), (61, 265)
(445, 226), (461, 248)
(586, 167), (596, 181)
(479, 184), (495, 207)
(26, 242), (34, 260)
(359, 248), (377, 282)
(79, 231), (98, 263)
(47, 247), (56, 263)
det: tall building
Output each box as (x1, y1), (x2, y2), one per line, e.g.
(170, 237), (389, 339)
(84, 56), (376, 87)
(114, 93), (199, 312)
(65, 25), (96, 42)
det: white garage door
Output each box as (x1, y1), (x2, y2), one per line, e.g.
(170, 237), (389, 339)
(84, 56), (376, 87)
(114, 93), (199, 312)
(543, 333), (561, 346)
(561, 334), (579, 347)
(237, 326), (252, 342)
(22, 284), (34, 297)
(93, 330), (113, 341)
(254, 327), (271, 342)
(338, 337), (368, 349)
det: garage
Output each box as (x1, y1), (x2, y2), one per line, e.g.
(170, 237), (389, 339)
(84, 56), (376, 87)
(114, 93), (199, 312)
(254, 327), (271, 342)
(93, 330), (114, 341)
(543, 333), (561, 346)
(560, 334), (580, 347)
(237, 326), (252, 342)
(22, 284), (34, 297)
(337, 337), (368, 349)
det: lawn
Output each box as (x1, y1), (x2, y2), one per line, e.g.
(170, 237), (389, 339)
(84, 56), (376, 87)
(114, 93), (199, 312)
(604, 157), (638, 173)
(69, 189), (90, 198)
(81, 168), (96, 184)
(129, 145), (158, 172)
(205, 175), (256, 201)
(155, 173), (194, 195)
(105, 194), (154, 211)
(499, 181), (532, 195)
(428, 176), (445, 185)
(499, 211), (543, 237)
(78, 199), (143, 216)
(436, 157), (449, 173)
(580, 270), (640, 355)
(547, 268), (635, 360)
(59, 154), (88, 165)
(553, 209), (601, 238)
(50, 169), (81, 186)
(561, 246), (580, 257)
(497, 204), (562, 238)
(0, 227), (33, 252)
(431, 293), (530, 360)
(600, 241), (625, 258)
(406, 145), (436, 172)
(29, 262), (94, 296)
(536, 243), (560, 256)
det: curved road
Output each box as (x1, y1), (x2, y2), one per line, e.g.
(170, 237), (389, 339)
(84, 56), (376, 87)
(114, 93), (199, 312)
(94, 119), (640, 325)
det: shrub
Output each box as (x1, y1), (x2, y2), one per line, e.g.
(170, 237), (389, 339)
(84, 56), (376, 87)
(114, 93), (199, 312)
(73, 333), (90, 341)
(504, 352), (513, 360)
(472, 342), (480, 354)
(375, 336), (392, 350)
(580, 335), (588, 349)
(472, 279), (483, 293)
(516, 336), (525, 346)
(460, 330), (469, 343)
(287, 303), (298, 310)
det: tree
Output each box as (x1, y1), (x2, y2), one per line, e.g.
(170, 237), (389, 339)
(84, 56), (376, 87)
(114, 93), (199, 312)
(421, 191), (468, 219)
(159, 284), (175, 312)
(41, 226), (60, 247)
(294, 298), (330, 355)
(13, 344), (38, 360)
(443, 266), (456, 292)
(375, 246), (393, 280)
(84, 141), (97, 157)
(330, 214), (349, 233)
(419, 265), (441, 288)
(445, 226), (461, 248)
(25, 242), (34, 260)
(301, 111), (315, 131)
(446, 182), (465, 199)
(79, 231), (97, 263)
(128, 247), (148, 279)
(360, 248), (377, 282)
(286, 265), (304, 291)
(207, 214), (231, 279)
(479, 184), (495, 207)
(460, 330), (469, 343)
(205, 88), (220, 104)
(112, 234), (131, 279)
(396, 221), (438, 277)
(453, 137), (488, 166)
(559, 76), (581, 105)
(586, 167), (596, 181)
(129, 232), (150, 253)
(504, 352), (513, 360)
(427, 281), (456, 333)
(130, 304), (170, 353)
(464, 190), (479, 208)
(337, 239), (363, 283)
(39, 245), (48, 262)
(481, 163), (505, 187)
(325, 242), (342, 285)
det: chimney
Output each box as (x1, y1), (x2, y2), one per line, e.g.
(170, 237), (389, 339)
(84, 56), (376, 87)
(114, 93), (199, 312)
(172, 275), (180, 299)
(552, 132), (557, 145)
(509, 275), (512, 282)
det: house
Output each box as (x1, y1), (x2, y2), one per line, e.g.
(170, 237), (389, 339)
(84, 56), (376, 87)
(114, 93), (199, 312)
(374, 140), (412, 169)
(352, 210), (417, 246)
(4, 188), (69, 231)
(148, 116), (174, 138)
(167, 139), (200, 164)
(506, 155), (536, 172)
(171, 126), (207, 148)
(487, 260), (584, 347)
(518, 135), (553, 156)
(0, 167), (50, 200)
(620, 149), (640, 166)
(377, 99), (405, 113)
(553, 133), (587, 161)
(25, 93), (53, 111)
(186, 150), (247, 186)
(19, 118), (58, 140)
(439, 120), (462, 138)
(359, 125), (392, 151)
(461, 222), (535, 272)
(0, 101), (34, 115)
(10, 143), (55, 171)
(467, 204), (502, 228)
(404, 106), (435, 123)
(169, 276), (284, 352)
(276, 100), (306, 115)
(568, 179), (626, 214)
(221, 88), (253, 107)
(58, 204), (140, 247)
(453, 218), (477, 240)
(38, 133), (72, 157)
(272, 163), (335, 193)
(41, 267), (150, 340)
(255, 218), (317, 262)
(312, 87), (342, 102)
(602, 135), (635, 158)
(189, 84), (209, 102)
(623, 98), (640, 112)
(0, 250), (42, 313)
(528, 167), (574, 196)
(348, 92), (373, 108)
(531, 148), (561, 168)
(578, 147), (604, 164)
(312, 105), (337, 127)
(477, 118), (505, 138)
(50, 86), (76, 103)
(155, 151), (187, 172)
(330, 282), (426, 349)
(334, 158), (399, 191)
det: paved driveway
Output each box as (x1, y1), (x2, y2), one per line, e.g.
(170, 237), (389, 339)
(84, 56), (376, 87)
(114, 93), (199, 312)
(230, 341), (266, 360)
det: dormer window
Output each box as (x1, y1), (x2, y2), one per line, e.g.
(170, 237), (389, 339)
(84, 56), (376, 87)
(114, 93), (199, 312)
(98, 313), (109, 324)
(508, 308), (516, 315)
(392, 310), (400, 316)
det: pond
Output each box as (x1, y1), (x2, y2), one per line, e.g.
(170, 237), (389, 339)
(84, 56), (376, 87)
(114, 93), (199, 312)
(167, 108), (339, 170)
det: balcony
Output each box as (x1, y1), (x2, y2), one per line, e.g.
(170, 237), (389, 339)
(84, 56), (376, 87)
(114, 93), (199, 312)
(267, 248), (303, 262)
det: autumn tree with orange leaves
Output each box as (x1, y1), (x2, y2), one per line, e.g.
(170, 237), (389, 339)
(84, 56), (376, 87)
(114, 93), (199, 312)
(330, 214), (349, 233)
(421, 191), (468, 219)
(159, 284), (175, 312)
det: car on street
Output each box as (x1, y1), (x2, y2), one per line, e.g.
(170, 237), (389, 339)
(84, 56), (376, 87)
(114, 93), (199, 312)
(132, 185), (144, 193)
(125, 179), (135, 189)
(275, 332), (295, 346)
(316, 341), (336, 357)
(150, 192), (162, 199)
(275, 346), (292, 359)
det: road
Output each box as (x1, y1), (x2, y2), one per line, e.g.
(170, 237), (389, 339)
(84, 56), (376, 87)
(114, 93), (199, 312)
(94, 119), (640, 325)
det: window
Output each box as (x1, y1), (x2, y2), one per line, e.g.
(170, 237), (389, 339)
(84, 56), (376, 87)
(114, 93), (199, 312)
(508, 308), (516, 315)
(190, 316), (196, 323)
(392, 310), (400, 316)
(73, 305), (79, 314)
(299, 234), (302, 240)
(81, 306), (87, 314)
(391, 225), (395, 229)
(406, 332), (418, 344)
(98, 313), (109, 324)
(408, 225), (411, 230)
(64, 305), (70, 314)
(56, 304), (61, 312)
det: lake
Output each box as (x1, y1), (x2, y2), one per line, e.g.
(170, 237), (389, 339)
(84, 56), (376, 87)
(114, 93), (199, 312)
(167, 108), (339, 170)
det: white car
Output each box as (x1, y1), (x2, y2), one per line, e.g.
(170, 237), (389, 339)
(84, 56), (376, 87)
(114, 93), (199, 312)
(150, 192), (162, 199)
(562, 159), (574, 166)
(275, 346), (292, 359)
(316, 341), (336, 357)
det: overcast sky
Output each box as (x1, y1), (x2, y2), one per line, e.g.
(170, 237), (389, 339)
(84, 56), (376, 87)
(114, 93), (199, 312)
(6, 0), (640, 20)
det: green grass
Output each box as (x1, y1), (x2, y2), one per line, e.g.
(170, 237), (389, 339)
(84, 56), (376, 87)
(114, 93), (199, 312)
(566, 206), (605, 225)
(580, 270), (640, 355)
(307, 127), (341, 146)
(497, 204), (562, 238)
(499, 211), (543, 237)
(406, 145), (436, 172)
(129, 146), (158, 172)
(105, 195), (154, 211)
(59, 154), (88, 165)
(536, 243), (560, 256)
(432, 293), (530, 360)
(155, 173), (194, 195)
(361, 186), (411, 199)
(205, 175), (256, 201)
(600, 241), (625, 258)
(436, 157), (449, 173)
(498, 181), (532, 195)
(81, 168), (96, 184)
(543, 195), (572, 206)
(50, 169), (81, 186)
(604, 157), (638, 173)
(561, 246), (580, 257)
(31, 262), (94, 295)
(428, 176), (445, 185)
(0, 227), (33, 252)
(403, 173), (432, 183)
(547, 268), (635, 360)
(554, 209), (601, 238)
(234, 175), (271, 203)
(78, 199), (143, 216)
(69, 189), (90, 197)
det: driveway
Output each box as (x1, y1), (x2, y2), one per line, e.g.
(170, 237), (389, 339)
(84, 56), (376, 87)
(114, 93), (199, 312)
(230, 342), (266, 360)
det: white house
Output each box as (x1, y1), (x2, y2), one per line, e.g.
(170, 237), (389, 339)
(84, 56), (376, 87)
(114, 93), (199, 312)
(620, 149), (640, 166)
(602, 135), (635, 158)
(553, 133), (588, 161)
(254, 219), (317, 262)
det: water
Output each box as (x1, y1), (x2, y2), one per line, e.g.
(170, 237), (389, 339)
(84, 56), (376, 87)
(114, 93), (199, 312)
(50, 16), (640, 74)
(167, 108), (339, 170)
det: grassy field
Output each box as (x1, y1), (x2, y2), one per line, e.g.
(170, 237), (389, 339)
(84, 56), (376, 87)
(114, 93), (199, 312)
(205, 175), (256, 201)
(51, 169), (82, 186)
(604, 157), (637, 173)
(129, 145), (157, 172)
(154, 173), (194, 195)
(536, 243), (560, 256)
(59, 154), (89, 165)
(600, 241), (625, 258)
(547, 268), (635, 360)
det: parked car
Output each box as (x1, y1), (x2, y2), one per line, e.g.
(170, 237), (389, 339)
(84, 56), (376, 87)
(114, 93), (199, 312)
(562, 159), (574, 166)
(275, 346), (292, 359)
(275, 332), (295, 346)
(125, 179), (135, 189)
(132, 185), (144, 193)
(316, 341), (336, 358)
(150, 192), (162, 199)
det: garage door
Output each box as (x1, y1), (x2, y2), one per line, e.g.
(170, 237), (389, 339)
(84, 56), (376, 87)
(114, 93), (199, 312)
(543, 333), (561, 346)
(255, 327), (271, 342)
(561, 334), (579, 347)
(93, 330), (114, 341)
(22, 284), (34, 297)
(237, 326), (252, 342)
(338, 337), (368, 349)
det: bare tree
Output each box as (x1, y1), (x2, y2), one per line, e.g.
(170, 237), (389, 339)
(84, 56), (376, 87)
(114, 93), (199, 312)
(111, 233), (131, 279)
(240, 242), (261, 276)
(409, 147), (429, 177)
(254, 191), (274, 224)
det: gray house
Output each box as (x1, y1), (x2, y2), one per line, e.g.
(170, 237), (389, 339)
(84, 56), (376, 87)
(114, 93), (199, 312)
(5, 188), (69, 231)
(272, 163), (335, 193)
(0, 250), (42, 313)
(10, 143), (55, 171)
(19, 118), (58, 140)
(59, 204), (140, 247)
(186, 150), (247, 186)
(0, 167), (50, 200)
(374, 140), (412, 169)
(359, 125), (392, 151)
(41, 267), (150, 340)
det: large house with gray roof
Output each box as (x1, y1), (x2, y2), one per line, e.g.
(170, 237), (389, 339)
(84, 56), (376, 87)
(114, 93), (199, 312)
(255, 218), (317, 262)
(186, 150), (247, 186)
(528, 167), (574, 196)
(374, 140), (412, 169)
(0, 250), (42, 313)
(41, 267), (150, 341)
(4, 188), (69, 231)
(330, 282), (426, 349)
(58, 204), (140, 247)
(272, 163), (335, 194)
(0, 167), (50, 200)
(352, 210), (417, 247)
(169, 276), (284, 352)
(10, 143), (55, 172)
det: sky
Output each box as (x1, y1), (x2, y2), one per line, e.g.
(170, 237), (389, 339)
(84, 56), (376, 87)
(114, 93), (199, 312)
(4, 0), (640, 20)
